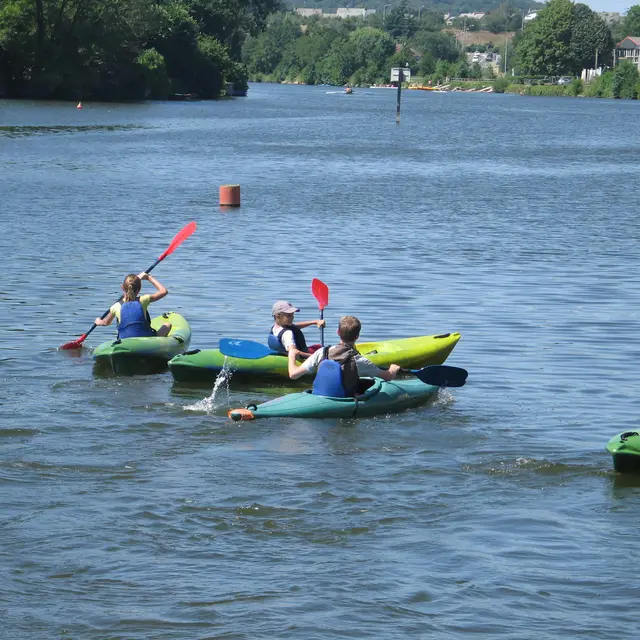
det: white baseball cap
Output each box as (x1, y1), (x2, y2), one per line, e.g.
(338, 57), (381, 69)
(272, 300), (300, 316)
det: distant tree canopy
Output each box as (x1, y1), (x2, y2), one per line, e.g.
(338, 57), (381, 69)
(0, 0), (280, 100)
(612, 5), (640, 42)
(517, 0), (612, 75)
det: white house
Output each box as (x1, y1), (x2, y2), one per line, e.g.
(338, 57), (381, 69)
(523, 10), (538, 22)
(458, 12), (486, 20)
(295, 8), (322, 17)
(615, 36), (640, 70)
(336, 8), (367, 18)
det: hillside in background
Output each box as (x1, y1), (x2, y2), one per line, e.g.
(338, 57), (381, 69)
(283, 0), (545, 14)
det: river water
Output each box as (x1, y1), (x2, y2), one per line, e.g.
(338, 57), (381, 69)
(1, 85), (640, 638)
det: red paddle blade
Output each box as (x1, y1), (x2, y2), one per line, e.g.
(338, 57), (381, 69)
(311, 278), (329, 310)
(158, 221), (197, 261)
(60, 334), (87, 350)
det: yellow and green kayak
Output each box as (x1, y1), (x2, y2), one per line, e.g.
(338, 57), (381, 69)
(93, 312), (191, 376)
(169, 332), (460, 384)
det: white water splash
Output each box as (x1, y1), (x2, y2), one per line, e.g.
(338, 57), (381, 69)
(183, 359), (233, 413)
(432, 388), (455, 407)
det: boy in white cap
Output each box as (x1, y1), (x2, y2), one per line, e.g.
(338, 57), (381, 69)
(268, 300), (326, 357)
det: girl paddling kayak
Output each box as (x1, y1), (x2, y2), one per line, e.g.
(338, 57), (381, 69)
(94, 272), (171, 339)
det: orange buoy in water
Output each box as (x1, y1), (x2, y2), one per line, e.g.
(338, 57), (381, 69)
(76, 101), (82, 109)
(219, 184), (241, 207)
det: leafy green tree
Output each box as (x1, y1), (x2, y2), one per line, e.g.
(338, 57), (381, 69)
(456, 58), (470, 77)
(517, 0), (574, 75)
(434, 59), (452, 82)
(612, 59), (639, 98)
(620, 5), (640, 39)
(0, 0), (262, 99)
(418, 52), (436, 76)
(243, 14), (300, 75)
(417, 10), (445, 32)
(493, 75), (510, 91)
(484, 2), (524, 33)
(411, 31), (460, 63)
(349, 27), (395, 74)
(136, 48), (171, 98)
(385, 0), (417, 40)
(470, 61), (483, 78)
(315, 39), (355, 86)
(569, 4), (613, 72)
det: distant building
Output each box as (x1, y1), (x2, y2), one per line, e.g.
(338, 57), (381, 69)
(523, 10), (538, 22)
(295, 8), (322, 17)
(446, 12), (485, 25)
(295, 7), (375, 20)
(598, 12), (621, 26)
(615, 37), (640, 70)
(336, 8), (367, 18)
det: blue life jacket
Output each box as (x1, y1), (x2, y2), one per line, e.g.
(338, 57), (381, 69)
(267, 325), (309, 355)
(313, 358), (348, 397)
(312, 346), (359, 398)
(118, 300), (155, 339)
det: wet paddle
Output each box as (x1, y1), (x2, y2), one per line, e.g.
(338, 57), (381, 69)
(311, 278), (329, 346)
(407, 365), (467, 387)
(219, 338), (277, 360)
(60, 221), (197, 350)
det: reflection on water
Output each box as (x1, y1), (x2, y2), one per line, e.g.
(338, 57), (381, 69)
(0, 124), (146, 137)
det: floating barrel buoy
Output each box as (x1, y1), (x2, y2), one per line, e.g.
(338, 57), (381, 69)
(219, 184), (241, 207)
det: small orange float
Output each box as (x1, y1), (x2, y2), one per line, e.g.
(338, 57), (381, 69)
(219, 184), (241, 207)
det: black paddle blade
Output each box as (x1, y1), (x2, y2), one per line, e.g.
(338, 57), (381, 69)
(412, 365), (468, 387)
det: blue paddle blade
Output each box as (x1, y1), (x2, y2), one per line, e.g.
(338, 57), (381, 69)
(219, 338), (277, 360)
(411, 365), (468, 387)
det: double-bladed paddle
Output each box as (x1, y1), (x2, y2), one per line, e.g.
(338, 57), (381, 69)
(219, 338), (277, 360)
(408, 364), (467, 387)
(311, 278), (329, 346)
(218, 338), (467, 387)
(60, 221), (197, 350)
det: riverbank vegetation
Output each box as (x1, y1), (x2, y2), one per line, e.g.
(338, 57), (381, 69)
(243, 0), (640, 100)
(500, 62), (640, 98)
(2, 0), (640, 101)
(0, 0), (278, 100)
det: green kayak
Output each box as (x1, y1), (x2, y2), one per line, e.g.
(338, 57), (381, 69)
(606, 430), (640, 473)
(93, 312), (191, 376)
(169, 332), (461, 384)
(228, 377), (442, 421)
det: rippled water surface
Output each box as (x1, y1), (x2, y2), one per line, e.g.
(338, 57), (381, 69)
(2, 86), (640, 639)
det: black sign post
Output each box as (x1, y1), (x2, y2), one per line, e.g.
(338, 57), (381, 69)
(396, 67), (403, 125)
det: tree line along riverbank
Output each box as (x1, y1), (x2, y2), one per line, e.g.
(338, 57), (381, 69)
(243, 0), (640, 100)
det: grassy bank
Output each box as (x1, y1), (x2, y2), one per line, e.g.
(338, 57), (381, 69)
(500, 64), (640, 99)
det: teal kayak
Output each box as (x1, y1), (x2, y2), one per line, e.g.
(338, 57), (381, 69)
(606, 430), (640, 473)
(228, 377), (442, 421)
(93, 312), (191, 376)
